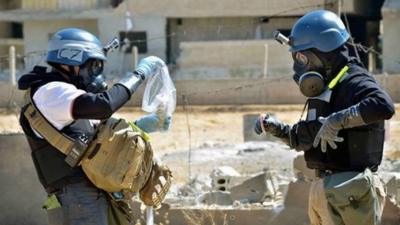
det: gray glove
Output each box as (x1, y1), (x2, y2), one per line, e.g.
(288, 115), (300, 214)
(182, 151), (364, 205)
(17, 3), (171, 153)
(313, 104), (365, 152)
(117, 56), (166, 95)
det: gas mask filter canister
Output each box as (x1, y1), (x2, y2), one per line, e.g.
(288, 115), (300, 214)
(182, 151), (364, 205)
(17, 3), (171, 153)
(297, 71), (325, 97)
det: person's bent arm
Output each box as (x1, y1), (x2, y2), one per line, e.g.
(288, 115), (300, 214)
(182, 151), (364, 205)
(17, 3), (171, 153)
(72, 83), (132, 120)
(72, 56), (166, 120)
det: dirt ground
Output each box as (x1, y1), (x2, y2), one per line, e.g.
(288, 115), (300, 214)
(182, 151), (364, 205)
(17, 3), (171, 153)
(0, 105), (307, 148)
(1, 104), (399, 182)
(1, 104), (400, 155)
(0, 104), (400, 150)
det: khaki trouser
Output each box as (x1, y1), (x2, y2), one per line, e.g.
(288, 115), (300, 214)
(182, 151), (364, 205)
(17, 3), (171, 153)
(308, 170), (386, 225)
(309, 178), (336, 225)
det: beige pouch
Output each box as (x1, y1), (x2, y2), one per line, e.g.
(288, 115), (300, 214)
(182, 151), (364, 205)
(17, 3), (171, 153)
(81, 118), (153, 193)
(323, 169), (386, 225)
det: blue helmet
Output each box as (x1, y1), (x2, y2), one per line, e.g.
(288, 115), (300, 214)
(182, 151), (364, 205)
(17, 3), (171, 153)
(46, 28), (106, 66)
(289, 10), (350, 52)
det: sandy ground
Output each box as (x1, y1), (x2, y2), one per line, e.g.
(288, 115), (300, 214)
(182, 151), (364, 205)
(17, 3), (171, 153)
(0, 105), (308, 150)
(1, 104), (399, 183)
(2, 104), (399, 152)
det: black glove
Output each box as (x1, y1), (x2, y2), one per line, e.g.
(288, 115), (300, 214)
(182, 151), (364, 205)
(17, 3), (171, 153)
(254, 114), (290, 140)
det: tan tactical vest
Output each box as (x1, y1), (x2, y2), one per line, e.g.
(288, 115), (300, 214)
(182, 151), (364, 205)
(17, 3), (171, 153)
(23, 90), (153, 193)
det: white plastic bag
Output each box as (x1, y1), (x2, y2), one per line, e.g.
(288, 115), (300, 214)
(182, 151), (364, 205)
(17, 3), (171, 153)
(142, 64), (176, 119)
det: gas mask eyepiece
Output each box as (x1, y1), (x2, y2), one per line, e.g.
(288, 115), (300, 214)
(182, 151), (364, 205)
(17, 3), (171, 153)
(79, 59), (108, 93)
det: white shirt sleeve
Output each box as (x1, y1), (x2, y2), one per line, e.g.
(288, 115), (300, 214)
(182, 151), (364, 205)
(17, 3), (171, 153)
(32, 81), (86, 130)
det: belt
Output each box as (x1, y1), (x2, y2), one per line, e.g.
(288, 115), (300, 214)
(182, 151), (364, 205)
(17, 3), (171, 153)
(45, 176), (90, 194)
(316, 167), (378, 178)
(316, 169), (337, 178)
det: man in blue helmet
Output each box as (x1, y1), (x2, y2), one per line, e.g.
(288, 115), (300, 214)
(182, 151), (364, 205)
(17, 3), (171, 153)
(18, 28), (170, 225)
(255, 10), (395, 225)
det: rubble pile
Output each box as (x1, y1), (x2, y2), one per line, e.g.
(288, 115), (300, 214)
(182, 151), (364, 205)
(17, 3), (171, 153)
(165, 166), (287, 210)
(133, 142), (400, 225)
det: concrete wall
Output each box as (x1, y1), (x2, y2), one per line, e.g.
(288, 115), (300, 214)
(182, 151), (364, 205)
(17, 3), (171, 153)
(0, 22), (13, 56)
(382, 0), (400, 74)
(8, 0), (23, 9)
(0, 134), (47, 225)
(19, 16), (293, 80)
(167, 16), (296, 62)
(4, 0), (367, 18)
(259, 17), (298, 39)
(0, 2), (13, 57)
(3, 74), (400, 107)
(118, 0), (371, 18)
(21, 0), (102, 10)
(121, 0), (326, 18)
(174, 40), (292, 80)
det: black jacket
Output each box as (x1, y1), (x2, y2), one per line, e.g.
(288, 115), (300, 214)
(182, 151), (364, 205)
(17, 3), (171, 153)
(18, 66), (132, 190)
(290, 62), (395, 171)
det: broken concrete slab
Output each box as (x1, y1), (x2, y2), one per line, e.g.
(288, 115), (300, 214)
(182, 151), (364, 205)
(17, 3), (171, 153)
(197, 191), (233, 206)
(230, 170), (280, 203)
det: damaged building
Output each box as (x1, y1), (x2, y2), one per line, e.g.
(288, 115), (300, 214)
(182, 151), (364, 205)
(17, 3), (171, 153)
(1, 0), (400, 106)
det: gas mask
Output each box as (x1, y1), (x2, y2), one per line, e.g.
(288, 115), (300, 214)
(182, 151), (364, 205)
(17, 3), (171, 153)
(273, 31), (336, 98)
(292, 50), (333, 98)
(74, 38), (120, 93)
(73, 59), (108, 93)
